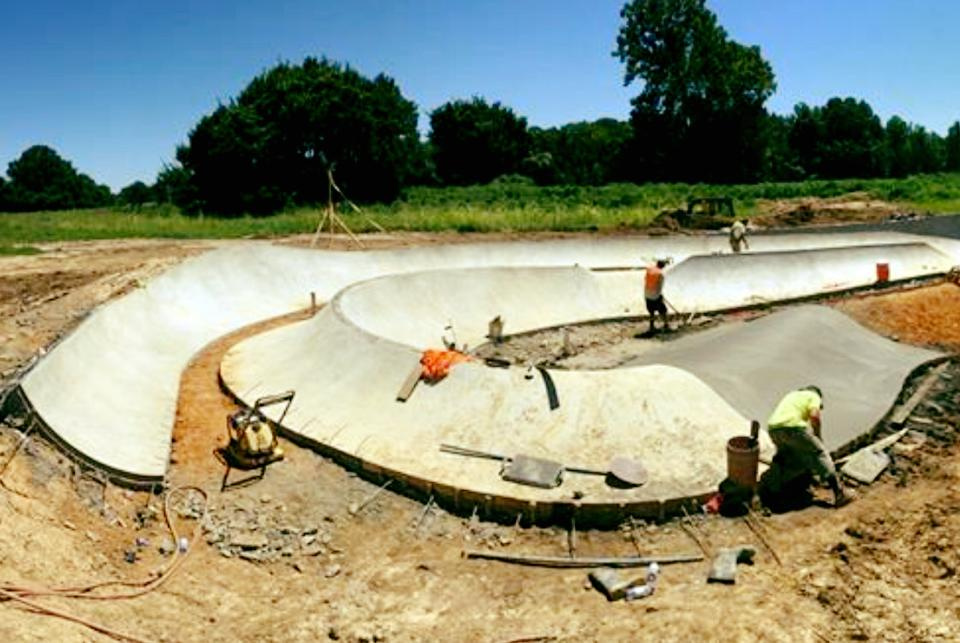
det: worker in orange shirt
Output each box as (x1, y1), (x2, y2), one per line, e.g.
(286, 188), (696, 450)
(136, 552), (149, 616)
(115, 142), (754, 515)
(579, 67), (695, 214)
(643, 259), (670, 334)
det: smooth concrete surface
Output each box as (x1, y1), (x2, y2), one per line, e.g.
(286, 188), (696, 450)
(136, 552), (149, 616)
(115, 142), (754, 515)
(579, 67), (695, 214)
(627, 306), (944, 452)
(339, 242), (954, 348)
(19, 230), (959, 484)
(221, 304), (772, 515)
(664, 242), (953, 312)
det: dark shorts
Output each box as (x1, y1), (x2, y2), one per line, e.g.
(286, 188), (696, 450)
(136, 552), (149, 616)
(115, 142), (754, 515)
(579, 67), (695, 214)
(645, 296), (667, 315)
(768, 426), (836, 481)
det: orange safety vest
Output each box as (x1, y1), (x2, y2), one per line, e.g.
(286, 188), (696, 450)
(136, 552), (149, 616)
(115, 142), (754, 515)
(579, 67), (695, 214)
(644, 265), (664, 298)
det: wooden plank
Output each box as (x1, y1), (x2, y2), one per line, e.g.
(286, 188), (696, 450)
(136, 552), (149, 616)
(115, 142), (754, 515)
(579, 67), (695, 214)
(395, 364), (422, 402)
(889, 362), (949, 427)
(836, 428), (909, 465)
(841, 449), (891, 484)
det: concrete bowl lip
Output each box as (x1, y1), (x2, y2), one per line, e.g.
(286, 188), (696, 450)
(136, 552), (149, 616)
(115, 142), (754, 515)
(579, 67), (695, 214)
(326, 238), (954, 359)
(328, 263), (606, 354)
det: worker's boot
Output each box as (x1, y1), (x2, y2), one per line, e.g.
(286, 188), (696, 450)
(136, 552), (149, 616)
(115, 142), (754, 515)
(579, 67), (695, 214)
(828, 476), (852, 508)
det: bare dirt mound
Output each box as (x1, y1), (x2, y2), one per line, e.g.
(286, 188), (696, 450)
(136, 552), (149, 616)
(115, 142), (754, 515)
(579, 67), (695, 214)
(834, 282), (960, 352)
(753, 192), (908, 228)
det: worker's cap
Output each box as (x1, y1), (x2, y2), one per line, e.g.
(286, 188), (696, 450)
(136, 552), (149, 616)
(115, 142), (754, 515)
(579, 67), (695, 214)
(803, 384), (823, 398)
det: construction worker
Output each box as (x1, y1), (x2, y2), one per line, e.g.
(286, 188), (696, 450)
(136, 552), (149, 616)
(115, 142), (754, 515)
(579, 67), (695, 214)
(765, 385), (850, 507)
(729, 218), (750, 253)
(643, 259), (670, 334)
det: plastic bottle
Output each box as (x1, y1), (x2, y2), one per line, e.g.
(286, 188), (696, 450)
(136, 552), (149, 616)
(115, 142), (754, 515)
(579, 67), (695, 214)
(646, 562), (660, 590)
(625, 562), (660, 601)
(625, 584), (653, 600)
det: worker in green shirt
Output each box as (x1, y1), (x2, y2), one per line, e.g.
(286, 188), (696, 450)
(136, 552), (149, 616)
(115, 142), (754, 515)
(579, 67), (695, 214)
(766, 385), (851, 507)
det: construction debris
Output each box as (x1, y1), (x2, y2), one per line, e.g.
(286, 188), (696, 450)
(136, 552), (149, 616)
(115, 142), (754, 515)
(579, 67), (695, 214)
(588, 568), (647, 601)
(202, 509), (337, 563)
(836, 427), (912, 484)
(837, 428), (910, 465)
(707, 545), (756, 584)
(841, 450), (892, 485)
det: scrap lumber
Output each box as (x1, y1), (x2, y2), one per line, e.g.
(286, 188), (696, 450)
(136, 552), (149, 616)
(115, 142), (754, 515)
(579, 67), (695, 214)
(836, 428), (909, 465)
(707, 545), (756, 584)
(395, 364), (422, 402)
(889, 363), (949, 427)
(462, 550), (703, 568)
(841, 449), (891, 484)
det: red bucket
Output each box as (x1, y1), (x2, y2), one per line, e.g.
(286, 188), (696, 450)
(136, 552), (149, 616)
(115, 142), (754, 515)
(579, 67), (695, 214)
(876, 262), (890, 282)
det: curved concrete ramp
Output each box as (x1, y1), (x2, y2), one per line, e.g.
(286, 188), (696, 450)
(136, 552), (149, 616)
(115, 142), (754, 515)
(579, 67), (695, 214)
(222, 304), (769, 523)
(627, 305), (944, 451)
(17, 231), (958, 485)
(340, 242), (955, 348)
(337, 265), (638, 349)
(666, 242), (952, 312)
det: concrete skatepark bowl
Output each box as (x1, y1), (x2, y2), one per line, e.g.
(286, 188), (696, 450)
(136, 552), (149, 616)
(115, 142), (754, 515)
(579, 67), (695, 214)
(14, 229), (960, 525)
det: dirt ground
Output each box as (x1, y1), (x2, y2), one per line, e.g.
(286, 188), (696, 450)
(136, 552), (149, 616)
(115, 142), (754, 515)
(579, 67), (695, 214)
(751, 192), (910, 229)
(650, 192), (911, 233)
(0, 230), (959, 642)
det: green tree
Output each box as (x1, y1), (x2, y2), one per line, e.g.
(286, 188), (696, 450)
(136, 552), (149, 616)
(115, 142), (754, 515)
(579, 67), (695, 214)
(176, 57), (419, 215)
(817, 98), (884, 178)
(154, 163), (198, 208)
(527, 118), (632, 185)
(118, 180), (153, 210)
(615, 0), (776, 183)
(428, 97), (531, 186)
(905, 125), (944, 174)
(946, 121), (960, 172)
(788, 98), (885, 179)
(4, 145), (112, 211)
(761, 113), (802, 181)
(884, 116), (911, 178)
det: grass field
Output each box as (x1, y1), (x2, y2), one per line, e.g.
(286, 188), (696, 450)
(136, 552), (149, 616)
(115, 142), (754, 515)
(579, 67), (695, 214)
(1, 174), (958, 244)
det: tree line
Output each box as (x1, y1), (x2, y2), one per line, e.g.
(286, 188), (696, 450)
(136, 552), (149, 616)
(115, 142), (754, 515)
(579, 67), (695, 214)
(3, 0), (960, 215)
(0, 145), (113, 212)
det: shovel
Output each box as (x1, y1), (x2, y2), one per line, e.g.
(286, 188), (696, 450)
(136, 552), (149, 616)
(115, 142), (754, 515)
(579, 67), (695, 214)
(439, 444), (647, 488)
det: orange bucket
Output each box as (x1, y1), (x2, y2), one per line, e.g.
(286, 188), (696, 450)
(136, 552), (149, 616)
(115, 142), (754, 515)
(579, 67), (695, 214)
(876, 262), (890, 282)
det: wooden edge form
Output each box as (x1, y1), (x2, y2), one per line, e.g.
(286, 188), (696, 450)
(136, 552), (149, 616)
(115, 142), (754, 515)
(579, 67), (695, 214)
(889, 362), (949, 426)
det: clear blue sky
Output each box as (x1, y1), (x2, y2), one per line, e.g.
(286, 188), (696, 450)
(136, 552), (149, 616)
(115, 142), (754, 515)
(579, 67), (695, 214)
(2, 0), (959, 191)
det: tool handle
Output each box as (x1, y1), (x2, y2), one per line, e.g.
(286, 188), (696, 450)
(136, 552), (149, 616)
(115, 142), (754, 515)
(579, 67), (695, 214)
(565, 466), (607, 476)
(439, 444), (508, 461)
(749, 419), (760, 447)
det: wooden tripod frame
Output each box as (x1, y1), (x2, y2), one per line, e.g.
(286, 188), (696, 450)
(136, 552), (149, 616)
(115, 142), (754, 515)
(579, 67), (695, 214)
(311, 168), (385, 249)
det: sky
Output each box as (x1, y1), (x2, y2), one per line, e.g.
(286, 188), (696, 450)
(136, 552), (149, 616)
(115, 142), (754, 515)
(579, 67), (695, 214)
(2, 0), (959, 191)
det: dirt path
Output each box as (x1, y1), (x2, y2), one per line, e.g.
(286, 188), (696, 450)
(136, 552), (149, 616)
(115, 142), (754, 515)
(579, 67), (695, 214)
(0, 234), (958, 641)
